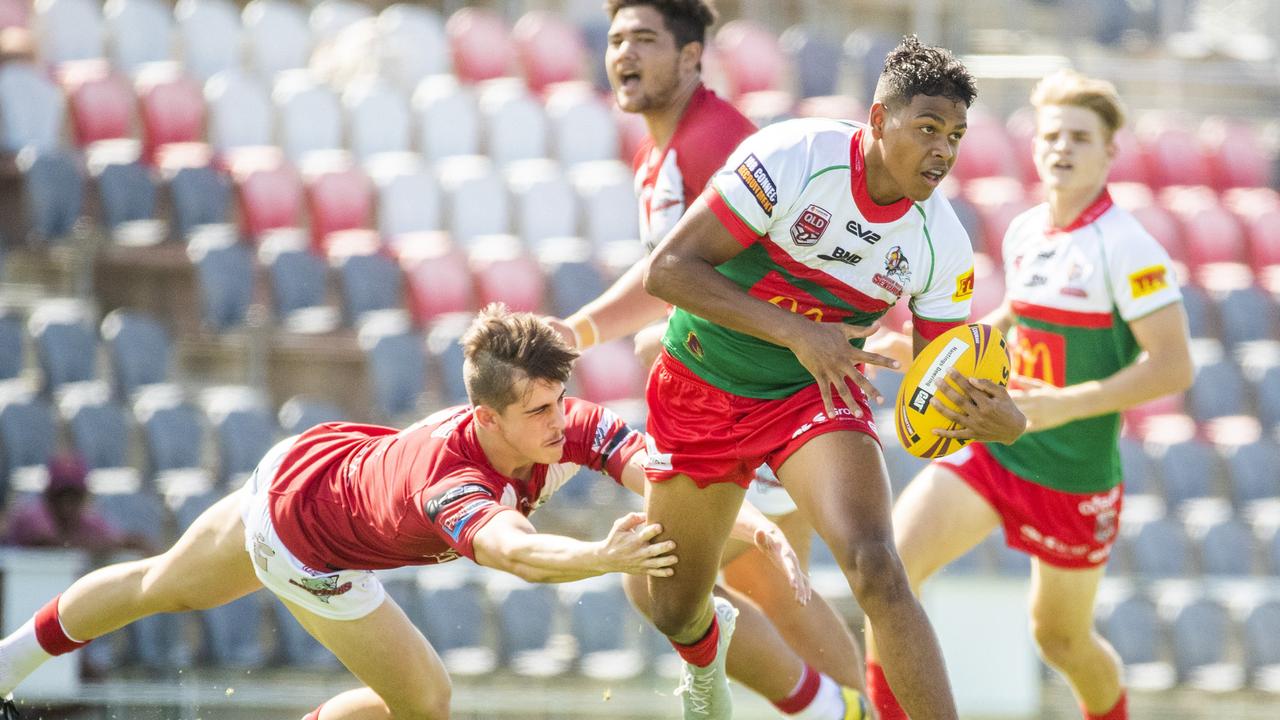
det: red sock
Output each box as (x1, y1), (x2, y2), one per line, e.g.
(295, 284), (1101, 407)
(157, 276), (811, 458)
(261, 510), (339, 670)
(773, 663), (821, 714)
(302, 704), (324, 720)
(670, 617), (719, 668)
(33, 594), (90, 656)
(866, 661), (909, 720)
(1084, 692), (1126, 720)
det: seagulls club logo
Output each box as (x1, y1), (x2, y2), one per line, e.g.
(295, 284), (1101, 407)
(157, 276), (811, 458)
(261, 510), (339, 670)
(872, 246), (910, 296)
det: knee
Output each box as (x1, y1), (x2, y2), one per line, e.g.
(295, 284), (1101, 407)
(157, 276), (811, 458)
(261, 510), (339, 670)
(1030, 618), (1087, 668)
(835, 540), (913, 610)
(649, 589), (709, 640)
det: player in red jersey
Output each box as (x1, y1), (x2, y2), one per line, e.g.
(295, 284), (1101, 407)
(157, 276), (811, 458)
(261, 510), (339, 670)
(0, 304), (805, 720)
(550, 2), (870, 717)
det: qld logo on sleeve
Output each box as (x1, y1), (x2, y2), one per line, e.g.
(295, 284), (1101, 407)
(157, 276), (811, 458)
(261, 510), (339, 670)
(1128, 265), (1168, 299)
(735, 154), (777, 216)
(790, 204), (830, 246)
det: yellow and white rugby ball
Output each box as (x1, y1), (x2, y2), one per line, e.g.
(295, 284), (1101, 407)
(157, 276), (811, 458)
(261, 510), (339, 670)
(895, 323), (1010, 459)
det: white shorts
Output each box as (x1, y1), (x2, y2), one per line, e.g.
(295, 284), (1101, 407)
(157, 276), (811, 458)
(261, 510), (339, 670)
(746, 464), (798, 517)
(240, 436), (387, 621)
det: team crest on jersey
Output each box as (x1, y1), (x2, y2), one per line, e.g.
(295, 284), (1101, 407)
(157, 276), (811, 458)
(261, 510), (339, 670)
(872, 246), (910, 296)
(424, 483), (492, 521)
(735, 154), (777, 216)
(685, 331), (705, 360)
(790, 204), (831, 246)
(287, 574), (353, 604)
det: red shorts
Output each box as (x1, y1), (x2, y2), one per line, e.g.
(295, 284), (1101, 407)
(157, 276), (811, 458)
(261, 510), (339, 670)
(644, 351), (879, 488)
(938, 443), (1123, 569)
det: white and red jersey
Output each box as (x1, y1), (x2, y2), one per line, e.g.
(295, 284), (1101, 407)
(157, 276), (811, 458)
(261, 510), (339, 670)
(633, 83), (756, 250)
(268, 398), (644, 571)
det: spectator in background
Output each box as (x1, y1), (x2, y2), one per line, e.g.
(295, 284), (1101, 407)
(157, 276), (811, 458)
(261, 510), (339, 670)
(4, 454), (153, 557)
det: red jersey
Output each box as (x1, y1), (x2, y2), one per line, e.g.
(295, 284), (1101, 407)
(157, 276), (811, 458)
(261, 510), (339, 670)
(633, 83), (756, 250)
(268, 398), (644, 571)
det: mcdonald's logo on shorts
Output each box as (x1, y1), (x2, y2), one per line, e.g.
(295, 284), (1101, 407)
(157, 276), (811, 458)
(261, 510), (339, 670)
(1128, 265), (1169, 299)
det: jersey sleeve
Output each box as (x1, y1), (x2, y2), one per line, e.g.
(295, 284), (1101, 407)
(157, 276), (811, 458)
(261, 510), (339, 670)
(421, 472), (517, 561)
(1105, 218), (1182, 321)
(704, 122), (810, 247)
(909, 202), (974, 340)
(559, 398), (645, 484)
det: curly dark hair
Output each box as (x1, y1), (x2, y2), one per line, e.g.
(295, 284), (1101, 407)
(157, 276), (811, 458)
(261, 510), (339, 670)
(875, 35), (977, 109)
(604, 0), (717, 48)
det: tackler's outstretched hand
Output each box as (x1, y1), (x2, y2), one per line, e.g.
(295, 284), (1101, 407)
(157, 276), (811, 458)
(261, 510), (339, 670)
(788, 321), (899, 419)
(599, 512), (679, 577)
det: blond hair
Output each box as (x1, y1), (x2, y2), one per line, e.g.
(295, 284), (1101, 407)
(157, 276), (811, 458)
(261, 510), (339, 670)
(462, 303), (579, 412)
(1030, 69), (1127, 140)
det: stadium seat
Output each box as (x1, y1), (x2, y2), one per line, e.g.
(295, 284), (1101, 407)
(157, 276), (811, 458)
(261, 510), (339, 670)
(1096, 590), (1173, 689)
(273, 71), (343, 164)
(1176, 204), (1247, 271)
(412, 74), (481, 161)
(204, 69), (274, 152)
(1165, 594), (1244, 690)
(358, 313), (426, 420)
(377, 4), (450, 90)
(134, 387), (207, 486)
(426, 313), (473, 406)
(86, 143), (163, 243)
(1004, 106), (1039, 186)
(544, 82), (618, 168)
(269, 597), (341, 669)
(161, 158), (232, 240)
(1155, 436), (1223, 508)
(540, 239), (604, 317)
(134, 63), (206, 165)
(1142, 123), (1215, 189)
(187, 226), (254, 331)
(229, 147), (303, 239)
(0, 389), (57, 498)
(174, 0), (242, 82)
(60, 61), (135, 147)
(0, 0), (28, 29)
(413, 570), (496, 676)
(242, 0), (312, 79)
(399, 232), (475, 326)
(278, 394), (343, 435)
(575, 340), (645, 405)
(1107, 129), (1151, 186)
(840, 29), (898, 103)
(437, 155), (510, 245)
(0, 62), (66, 154)
(1257, 363), (1280, 432)
(780, 25), (841, 99)
(1195, 515), (1257, 576)
(201, 592), (268, 668)
(309, 0), (371, 44)
(614, 105), (648, 164)
(1244, 207), (1280, 271)
(1186, 354), (1249, 422)
(0, 309), (23, 380)
(735, 89), (795, 128)
(258, 231), (334, 331)
(1214, 285), (1278, 347)
(572, 160), (640, 248)
(100, 309), (170, 400)
(469, 235), (546, 314)
(203, 386), (277, 486)
(60, 385), (132, 472)
(1179, 283), (1215, 339)
(1119, 434), (1156, 497)
(511, 11), (586, 94)
(564, 576), (645, 680)
(1242, 598), (1280, 690)
(491, 580), (570, 677)
(1127, 516), (1193, 578)
(33, 0), (105, 66)
(950, 107), (1020, 183)
(445, 6), (514, 84)
(330, 236), (404, 325)
(506, 159), (578, 248)
(1128, 203), (1186, 265)
(478, 78), (549, 166)
(367, 153), (442, 240)
(713, 19), (786, 98)
(27, 299), (98, 395)
(343, 76), (412, 162)
(1202, 117), (1271, 191)
(103, 0), (173, 75)
(301, 152), (374, 252)
(8, 150), (85, 245)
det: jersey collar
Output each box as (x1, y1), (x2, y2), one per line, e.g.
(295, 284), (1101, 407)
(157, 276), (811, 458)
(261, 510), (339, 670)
(1050, 187), (1114, 233)
(850, 129), (914, 223)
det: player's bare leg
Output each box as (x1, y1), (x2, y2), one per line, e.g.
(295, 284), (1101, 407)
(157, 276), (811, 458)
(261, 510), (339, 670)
(1029, 561), (1124, 717)
(283, 597), (451, 720)
(861, 463), (1001, 717)
(722, 511), (865, 689)
(781, 432), (957, 720)
(0, 490), (262, 696)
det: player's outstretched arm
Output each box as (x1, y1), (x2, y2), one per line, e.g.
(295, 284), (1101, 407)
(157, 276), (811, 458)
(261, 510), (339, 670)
(471, 510), (676, 584)
(549, 256), (671, 349)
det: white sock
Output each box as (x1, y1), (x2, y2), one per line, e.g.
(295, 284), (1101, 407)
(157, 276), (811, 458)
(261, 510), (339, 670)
(0, 619), (53, 696)
(793, 672), (844, 719)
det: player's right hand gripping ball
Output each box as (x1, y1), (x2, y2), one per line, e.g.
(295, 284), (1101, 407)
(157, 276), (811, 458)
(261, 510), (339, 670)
(895, 323), (1010, 459)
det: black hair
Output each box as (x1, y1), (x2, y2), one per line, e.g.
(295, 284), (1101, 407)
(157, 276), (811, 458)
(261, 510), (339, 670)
(875, 35), (977, 108)
(605, 0), (717, 48)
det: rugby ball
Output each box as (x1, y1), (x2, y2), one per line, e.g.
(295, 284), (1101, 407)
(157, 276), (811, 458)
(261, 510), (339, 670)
(895, 323), (1010, 459)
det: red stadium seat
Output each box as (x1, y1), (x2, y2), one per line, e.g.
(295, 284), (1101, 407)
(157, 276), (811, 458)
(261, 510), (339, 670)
(1140, 123), (1214, 189)
(134, 63), (206, 165)
(399, 231), (476, 325)
(512, 11), (586, 94)
(445, 7), (514, 84)
(614, 106), (648, 165)
(301, 151), (374, 252)
(1245, 208), (1280, 271)
(1107, 128), (1150, 186)
(1172, 199), (1247, 270)
(713, 20), (786, 98)
(228, 147), (303, 240)
(1128, 204), (1187, 266)
(60, 60), (134, 147)
(469, 235), (546, 313)
(950, 107), (1018, 183)
(575, 340), (645, 404)
(0, 0), (29, 29)
(1201, 117), (1271, 191)
(544, 81), (617, 168)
